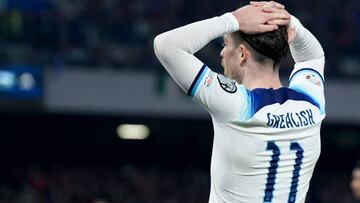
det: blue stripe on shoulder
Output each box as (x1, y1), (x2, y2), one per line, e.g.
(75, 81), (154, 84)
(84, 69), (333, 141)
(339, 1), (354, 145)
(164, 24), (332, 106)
(187, 64), (208, 97)
(289, 68), (325, 83)
(247, 87), (320, 117)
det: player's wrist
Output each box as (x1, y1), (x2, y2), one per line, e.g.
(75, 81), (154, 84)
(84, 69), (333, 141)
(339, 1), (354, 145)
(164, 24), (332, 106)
(289, 16), (300, 31)
(220, 12), (240, 32)
(288, 15), (303, 44)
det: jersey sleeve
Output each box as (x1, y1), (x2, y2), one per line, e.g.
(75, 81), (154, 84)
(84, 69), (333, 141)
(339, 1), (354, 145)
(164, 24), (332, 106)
(153, 13), (243, 122)
(288, 16), (325, 114)
(153, 13), (239, 94)
(288, 58), (325, 114)
(188, 64), (249, 123)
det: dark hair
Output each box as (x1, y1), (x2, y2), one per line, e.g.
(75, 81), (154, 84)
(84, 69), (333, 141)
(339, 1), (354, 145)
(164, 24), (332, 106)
(231, 26), (289, 65)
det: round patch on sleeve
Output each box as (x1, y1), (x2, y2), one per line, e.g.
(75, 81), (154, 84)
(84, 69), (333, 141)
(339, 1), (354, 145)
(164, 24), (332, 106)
(217, 74), (237, 93)
(305, 74), (321, 86)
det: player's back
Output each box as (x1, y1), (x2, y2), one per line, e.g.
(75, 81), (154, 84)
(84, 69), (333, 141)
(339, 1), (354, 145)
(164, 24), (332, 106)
(208, 84), (324, 203)
(153, 6), (326, 203)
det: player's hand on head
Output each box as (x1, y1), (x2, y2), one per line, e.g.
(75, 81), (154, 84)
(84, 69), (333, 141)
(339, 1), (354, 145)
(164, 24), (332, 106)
(261, 7), (290, 26)
(250, 1), (295, 43)
(232, 4), (290, 34)
(250, 1), (290, 27)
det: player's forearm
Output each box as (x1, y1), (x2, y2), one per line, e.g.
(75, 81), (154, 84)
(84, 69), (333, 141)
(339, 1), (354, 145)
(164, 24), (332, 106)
(153, 13), (238, 91)
(289, 16), (324, 63)
(154, 13), (238, 56)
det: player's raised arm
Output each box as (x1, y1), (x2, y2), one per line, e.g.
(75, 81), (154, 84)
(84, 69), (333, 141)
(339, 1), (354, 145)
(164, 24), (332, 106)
(286, 15), (325, 82)
(153, 5), (290, 122)
(153, 13), (239, 93)
(252, 1), (326, 114)
(287, 15), (326, 114)
(153, 5), (288, 93)
(251, 1), (325, 69)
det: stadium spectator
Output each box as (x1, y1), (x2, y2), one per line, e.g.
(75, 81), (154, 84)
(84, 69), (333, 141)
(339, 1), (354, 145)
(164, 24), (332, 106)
(351, 160), (360, 201)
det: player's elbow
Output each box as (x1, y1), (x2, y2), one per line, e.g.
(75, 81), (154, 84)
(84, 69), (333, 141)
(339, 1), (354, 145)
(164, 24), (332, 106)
(314, 48), (325, 66)
(309, 35), (325, 61)
(153, 34), (168, 59)
(153, 35), (161, 53)
(317, 45), (325, 60)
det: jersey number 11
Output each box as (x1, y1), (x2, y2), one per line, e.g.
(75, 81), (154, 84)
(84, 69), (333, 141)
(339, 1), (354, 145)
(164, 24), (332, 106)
(263, 141), (304, 203)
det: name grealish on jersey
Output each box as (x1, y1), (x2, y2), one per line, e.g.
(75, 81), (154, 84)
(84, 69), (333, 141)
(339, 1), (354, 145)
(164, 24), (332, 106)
(266, 109), (315, 129)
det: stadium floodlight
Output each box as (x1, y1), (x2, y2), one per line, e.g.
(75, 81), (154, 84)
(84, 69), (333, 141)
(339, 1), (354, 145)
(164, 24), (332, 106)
(116, 124), (150, 140)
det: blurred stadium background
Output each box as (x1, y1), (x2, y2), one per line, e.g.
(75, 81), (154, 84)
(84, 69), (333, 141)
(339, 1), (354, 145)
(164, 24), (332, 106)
(0, 0), (359, 202)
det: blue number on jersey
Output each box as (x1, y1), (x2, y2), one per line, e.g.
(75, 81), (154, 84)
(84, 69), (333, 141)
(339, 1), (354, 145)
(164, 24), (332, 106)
(263, 141), (280, 203)
(263, 141), (304, 203)
(288, 142), (304, 203)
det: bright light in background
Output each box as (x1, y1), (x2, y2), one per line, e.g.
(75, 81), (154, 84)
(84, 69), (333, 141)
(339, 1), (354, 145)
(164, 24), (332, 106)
(0, 71), (16, 90)
(117, 124), (150, 140)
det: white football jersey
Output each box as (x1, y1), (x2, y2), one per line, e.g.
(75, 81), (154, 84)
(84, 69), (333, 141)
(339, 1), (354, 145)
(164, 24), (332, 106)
(188, 60), (325, 203)
(153, 11), (325, 203)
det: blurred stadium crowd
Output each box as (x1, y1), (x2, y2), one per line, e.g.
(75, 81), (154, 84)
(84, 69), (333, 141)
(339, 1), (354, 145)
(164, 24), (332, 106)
(0, 165), (356, 203)
(0, 165), (209, 203)
(0, 0), (359, 76)
(0, 0), (359, 203)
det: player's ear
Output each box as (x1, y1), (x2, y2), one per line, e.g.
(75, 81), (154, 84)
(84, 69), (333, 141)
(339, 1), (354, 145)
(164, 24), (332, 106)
(238, 44), (249, 65)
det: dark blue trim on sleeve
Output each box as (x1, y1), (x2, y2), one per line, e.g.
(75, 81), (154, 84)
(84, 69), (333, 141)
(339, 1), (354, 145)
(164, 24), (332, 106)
(289, 68), (325, 83)
(187, 64), (207, 97)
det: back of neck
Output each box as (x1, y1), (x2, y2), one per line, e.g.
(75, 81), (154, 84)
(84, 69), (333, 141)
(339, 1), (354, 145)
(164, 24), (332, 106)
(241, 65), (282, 90)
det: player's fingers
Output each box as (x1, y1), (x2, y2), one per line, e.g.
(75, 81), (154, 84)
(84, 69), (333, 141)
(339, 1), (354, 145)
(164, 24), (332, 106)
(250, 1), (266, 7)
(258, 24), (279, 33)
(262, 6), (281, 13)
(265, 10), (291, 21)
(262, 6), (288, 15)
(266, 19), (291, 26)
(250, 1), (285, 9)
(269, 1), (285, 9)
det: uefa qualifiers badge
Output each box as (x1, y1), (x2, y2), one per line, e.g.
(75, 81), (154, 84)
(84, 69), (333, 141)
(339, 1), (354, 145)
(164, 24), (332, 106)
(217, 74), (237, 93)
